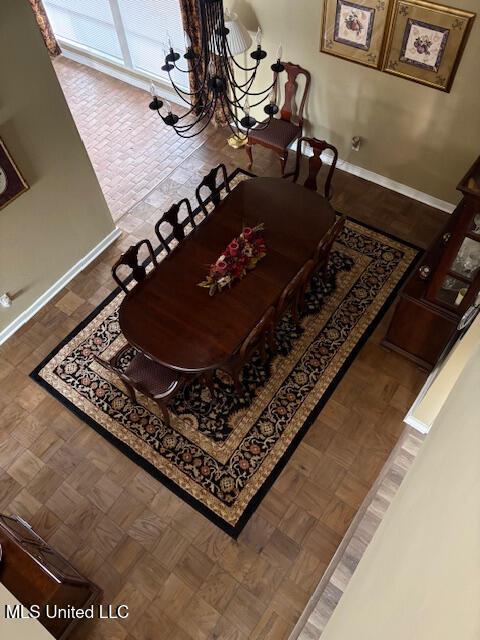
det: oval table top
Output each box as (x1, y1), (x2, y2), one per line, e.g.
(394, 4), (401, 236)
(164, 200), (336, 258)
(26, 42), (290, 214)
(119, 177), (336, 373)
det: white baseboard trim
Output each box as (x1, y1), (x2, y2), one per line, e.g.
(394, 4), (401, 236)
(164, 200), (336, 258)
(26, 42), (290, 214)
(0, 227), (121, 346)
(403, 366), (440, 435)
(59, 44), (187, 109)
(336, 158), (456, 213)
(404, 413), (430, 434)
(60, 47), (455, 214)
(296, 143), (456, 214)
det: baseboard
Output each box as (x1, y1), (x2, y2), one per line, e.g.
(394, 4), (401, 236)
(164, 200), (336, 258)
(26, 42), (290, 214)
(295, 143), (456, 214)
(403, 366), (440, 434)
(58, 44), (187, 109)
(60, 47), (456, 214)
(0, 227), (121, 346)
(338, 158), (455, 213)
(404, 412), (430, 434)
(288, 426), (421, 640)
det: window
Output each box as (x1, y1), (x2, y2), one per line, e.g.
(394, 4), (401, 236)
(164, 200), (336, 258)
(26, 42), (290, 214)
(44, 0), (188, 89)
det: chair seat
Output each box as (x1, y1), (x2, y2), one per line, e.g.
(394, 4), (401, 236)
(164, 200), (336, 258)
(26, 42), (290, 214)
(126, 352), (179, 398)
(249, 118), (301, 150)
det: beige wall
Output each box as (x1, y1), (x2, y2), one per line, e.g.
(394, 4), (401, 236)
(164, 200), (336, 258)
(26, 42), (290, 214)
(0, 0), (115, 335)
(318, 345), (480, 640)
(229, 0), (480, 203)
(410, 313), (480, 430)
(0, 584), (54, 639)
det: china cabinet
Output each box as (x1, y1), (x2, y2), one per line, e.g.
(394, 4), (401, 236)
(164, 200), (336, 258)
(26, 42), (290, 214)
(383, 155), (480, 369)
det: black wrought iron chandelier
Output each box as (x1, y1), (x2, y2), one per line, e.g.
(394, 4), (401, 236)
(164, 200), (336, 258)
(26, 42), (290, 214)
(148, 0), (284, 139)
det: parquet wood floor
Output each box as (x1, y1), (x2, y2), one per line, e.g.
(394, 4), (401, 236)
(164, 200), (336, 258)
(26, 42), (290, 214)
(0, 61), (448, 640)
(292, 428), (424, 640)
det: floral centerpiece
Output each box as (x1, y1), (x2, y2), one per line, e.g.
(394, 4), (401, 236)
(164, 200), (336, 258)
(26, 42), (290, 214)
(198, 223), (266, 296)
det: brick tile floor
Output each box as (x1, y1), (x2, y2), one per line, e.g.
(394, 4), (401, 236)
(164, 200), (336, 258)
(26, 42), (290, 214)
(54, 57), (211, 222)
(0, 57), (450, 640)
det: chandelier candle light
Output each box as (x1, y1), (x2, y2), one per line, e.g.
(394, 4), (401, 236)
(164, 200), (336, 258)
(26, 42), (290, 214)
(148, 0), (285, 140)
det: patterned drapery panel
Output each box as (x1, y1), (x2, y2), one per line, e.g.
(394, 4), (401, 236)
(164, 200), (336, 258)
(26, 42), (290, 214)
(28, 0), (61, 57)
(178, 0), (228, 127)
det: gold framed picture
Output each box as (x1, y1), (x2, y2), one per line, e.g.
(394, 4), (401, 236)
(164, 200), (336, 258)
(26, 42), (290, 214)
(0, 138), (28, 211)
(320, 0), (393, 69)
(382, 0), (475, 91)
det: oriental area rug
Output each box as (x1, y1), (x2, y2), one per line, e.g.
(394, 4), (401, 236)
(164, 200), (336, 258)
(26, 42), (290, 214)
(31, 172), (419, 537)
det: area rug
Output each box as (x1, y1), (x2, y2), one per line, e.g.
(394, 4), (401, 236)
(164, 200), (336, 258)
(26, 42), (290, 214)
(31, 171), (419, 537)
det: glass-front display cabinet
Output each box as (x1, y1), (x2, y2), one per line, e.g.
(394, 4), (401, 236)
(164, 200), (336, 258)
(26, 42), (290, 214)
(383, 155), (480, 370)
(426, 159), (480, 312)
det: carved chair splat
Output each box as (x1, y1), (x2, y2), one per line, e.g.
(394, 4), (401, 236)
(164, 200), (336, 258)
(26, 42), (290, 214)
(285, 136), (339, 200)
(155, 198), (196, 253)
(246, 62), (311, 175)
(112, 239), (157, 294)
(195, 164), (231, 216)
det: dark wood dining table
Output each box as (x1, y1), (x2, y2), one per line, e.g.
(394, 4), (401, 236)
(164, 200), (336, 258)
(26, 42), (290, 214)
(119, 177), (336, 373)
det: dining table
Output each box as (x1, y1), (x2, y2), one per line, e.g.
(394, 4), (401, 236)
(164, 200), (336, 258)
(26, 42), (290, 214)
(119, 176), (336, 374)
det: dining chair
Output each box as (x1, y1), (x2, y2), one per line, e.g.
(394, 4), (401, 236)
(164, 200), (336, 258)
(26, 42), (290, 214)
(314, 216), (346, 280)
(246, 62), (311, 175)
(276, 260), (315, 328)
(93, 347), (186, 426)
(195, 164), (231, 216)
(223, 306), (276, 393)
(112, 239), (157, 294)
(284, 137), (339, 200)
(154, 198), (196, 253)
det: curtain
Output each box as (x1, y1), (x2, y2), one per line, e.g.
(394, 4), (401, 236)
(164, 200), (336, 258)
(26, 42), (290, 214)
(28, 0), (61, 57)
(178, 0), (228, 128)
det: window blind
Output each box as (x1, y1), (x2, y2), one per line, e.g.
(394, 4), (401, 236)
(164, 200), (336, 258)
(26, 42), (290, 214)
(44, 0), (122, 62)
(44, 0), (188, 89)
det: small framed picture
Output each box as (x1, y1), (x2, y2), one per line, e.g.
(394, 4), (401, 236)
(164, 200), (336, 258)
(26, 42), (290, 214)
(0, 138), (28, 211)
(383, 0), (475, 91)
(320, 0), (393, 69)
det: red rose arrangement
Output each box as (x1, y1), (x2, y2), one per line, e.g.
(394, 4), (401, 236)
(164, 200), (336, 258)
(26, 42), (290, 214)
(198, 223), (267, 296)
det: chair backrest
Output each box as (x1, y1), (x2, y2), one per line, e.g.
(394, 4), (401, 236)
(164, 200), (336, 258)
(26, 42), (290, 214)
(315, 216), (346, 272)
(277, 260), (315, 320)
(239, 307), (275, 364)
(112, 239), (157, 293)
(195, 164), (231, 216)
(291, 137), (338, 199)
(275, 62), (311, 126)
(155, 198), (195, 253)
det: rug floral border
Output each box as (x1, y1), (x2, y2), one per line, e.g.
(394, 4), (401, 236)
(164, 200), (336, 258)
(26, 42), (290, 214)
(31, 170), (421, 538)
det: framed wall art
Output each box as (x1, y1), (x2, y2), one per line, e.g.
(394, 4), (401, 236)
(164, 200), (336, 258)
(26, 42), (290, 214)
(382, 1), (475, 91)
(320, 0), (393, 69)
(0, 138), (28, 211)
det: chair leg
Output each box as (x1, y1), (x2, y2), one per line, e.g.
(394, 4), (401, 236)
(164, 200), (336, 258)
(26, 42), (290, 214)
(229, 366), (243, 395)
(123, 382), (137, 404)
(268, 326), (276, 353)
(246, 143), (253, 170)
(234, 374), (243, 395)
(299, 281), (309, 313)
(319, 257), (330, 282)
(279, 150), (288, 176)
(298, 284), (306, 310)
(156, 401), (171, 426)
(202, 372), (215, 396)
(291, 303), (301, 328)
(260, 338), (267, 363)
(313, 259), (327, 285)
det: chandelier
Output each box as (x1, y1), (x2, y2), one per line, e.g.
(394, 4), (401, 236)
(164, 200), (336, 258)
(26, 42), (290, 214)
(148, 0), (284, 139)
